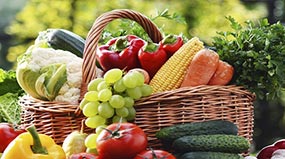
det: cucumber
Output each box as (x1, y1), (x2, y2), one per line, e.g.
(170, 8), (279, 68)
(178, 151), (243, 159)
(46, 29), (85, 57)
(172, 134), (250, 153)
(156, 120), (238, 143)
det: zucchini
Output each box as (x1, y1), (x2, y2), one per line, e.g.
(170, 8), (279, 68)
(178, 151), (243, 159)
(172, 134), (250, 153)
(46, 29), (85, 57)
(156, 120), (238, 143)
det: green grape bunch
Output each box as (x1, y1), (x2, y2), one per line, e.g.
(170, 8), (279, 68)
(79, 68), (153, 149)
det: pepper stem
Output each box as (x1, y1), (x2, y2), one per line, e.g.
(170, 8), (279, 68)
(144, 42), (159, 52)
(113, 37), (128, 52)
(162, 34), (176, 44)
(26, 125), (48, 155)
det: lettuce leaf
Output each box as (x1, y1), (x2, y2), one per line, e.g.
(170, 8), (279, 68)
(0, 69), (22, 96)
(0, 68), (24, 124)
(0, 92), (23, 124)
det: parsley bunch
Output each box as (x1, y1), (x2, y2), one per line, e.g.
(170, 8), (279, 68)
(212, 16), (285, 100)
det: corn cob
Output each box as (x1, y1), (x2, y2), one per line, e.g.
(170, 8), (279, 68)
(149, 37), (204, 93)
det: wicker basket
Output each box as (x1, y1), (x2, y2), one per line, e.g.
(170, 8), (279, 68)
(20, 96), (90, 144)
(20, 9), (255, 151)
(20, 9), (164, 144)
(134, 85), (255, 148)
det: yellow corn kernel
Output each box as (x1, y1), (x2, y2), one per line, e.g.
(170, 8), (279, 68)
(149, 37), (204, 93)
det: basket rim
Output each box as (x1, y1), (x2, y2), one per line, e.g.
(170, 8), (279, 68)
(136, 85), (255, 102)
(19, 84), (255, 112)
(19, 95), (79, 113)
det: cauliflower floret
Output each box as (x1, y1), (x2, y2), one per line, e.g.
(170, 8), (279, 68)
(29, 48), (81, 70)
(55, 87), (81, 104)
(66, 59), (82, 88)
(18, 47), (83, 104)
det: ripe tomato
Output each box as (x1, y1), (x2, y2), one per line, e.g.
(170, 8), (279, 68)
(134, 149), (176, 159)
(96, 122), (147, 159)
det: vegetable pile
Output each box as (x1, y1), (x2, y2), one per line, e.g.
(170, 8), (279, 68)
(148, 37), (233, 93)
(212, 16), (285, 100)
(7, 10), (284, 159)
(10, 26), (238, 159)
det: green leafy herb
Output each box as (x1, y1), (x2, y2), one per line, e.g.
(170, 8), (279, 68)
(100, 9), (186, 44)
(212, 16), (285, 100)
(151, 9), (186, 24)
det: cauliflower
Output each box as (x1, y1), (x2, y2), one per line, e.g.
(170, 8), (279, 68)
(16, 46), (83, 104)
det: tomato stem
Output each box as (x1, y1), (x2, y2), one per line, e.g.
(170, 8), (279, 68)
(99, 121), (122, 141)
(150, 148), (159, 159)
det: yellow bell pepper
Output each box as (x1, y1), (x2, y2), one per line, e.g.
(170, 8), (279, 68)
(1, 125), (66, 159)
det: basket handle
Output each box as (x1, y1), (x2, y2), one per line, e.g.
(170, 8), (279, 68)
(80, 9), (163, 97)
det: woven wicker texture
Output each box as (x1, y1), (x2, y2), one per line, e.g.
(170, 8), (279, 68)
(20, 9), (255, 152)
(134, 85), (255, 148)
(20, 95), (92, 144)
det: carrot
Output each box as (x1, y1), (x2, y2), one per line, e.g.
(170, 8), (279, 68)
(208, 60), (234, 85)
(180, 48), (219, 87)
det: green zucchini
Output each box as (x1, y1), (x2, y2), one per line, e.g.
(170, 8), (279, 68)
(46, 29), (85, 57)
(156, 120), (238, 143)
(172, 134), (250, 153)
(178, 151), (243, 159)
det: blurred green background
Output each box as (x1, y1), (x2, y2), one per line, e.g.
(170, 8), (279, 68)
(0, 0), (285, 152)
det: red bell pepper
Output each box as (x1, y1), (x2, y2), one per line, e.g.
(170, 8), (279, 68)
(0, 123), (25, 152)
(138, 42), (167, 78)
(96, 35), (145, 72)
(160, 34), (184, 58)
